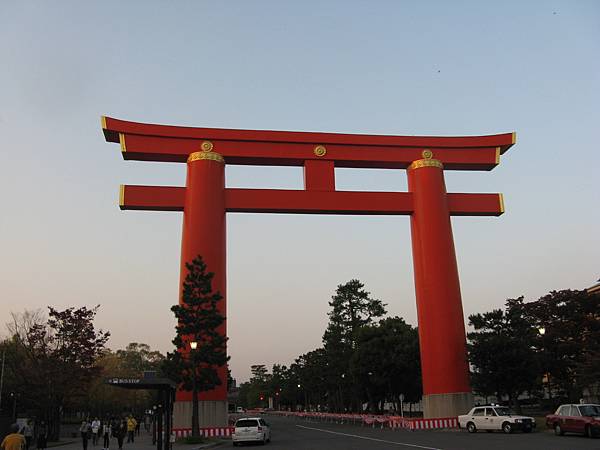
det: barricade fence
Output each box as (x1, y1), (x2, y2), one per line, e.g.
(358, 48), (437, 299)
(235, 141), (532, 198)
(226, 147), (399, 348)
(173, 427), (233, 438)
(172, 412), (458, 438)
(264, 411), (458, 430)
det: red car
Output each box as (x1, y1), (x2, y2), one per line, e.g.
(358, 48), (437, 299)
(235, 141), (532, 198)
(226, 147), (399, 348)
(546, 403), (600, 438)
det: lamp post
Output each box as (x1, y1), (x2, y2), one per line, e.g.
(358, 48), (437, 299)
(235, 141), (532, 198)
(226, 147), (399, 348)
(9, 392), (17, 421)
(189, 341), (199, 437)
(152, 405), (157, 445)
(338, 374), (345, 413)
(537, 327), (550, 400)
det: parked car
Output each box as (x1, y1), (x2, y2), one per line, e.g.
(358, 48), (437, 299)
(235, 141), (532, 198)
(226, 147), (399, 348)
(236, 406), (245, 414)
(232, 417), (271, 446)
(458, 405), (535, 434)
(546, 404), (600, 438)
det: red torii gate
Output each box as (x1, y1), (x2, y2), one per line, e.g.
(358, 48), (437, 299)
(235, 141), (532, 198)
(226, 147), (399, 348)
(101, 116), (514, 426)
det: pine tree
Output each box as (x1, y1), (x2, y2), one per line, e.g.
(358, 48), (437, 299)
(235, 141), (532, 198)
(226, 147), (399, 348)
(323, 279), (387, 348)
(164, 255), (228, 437)
(322, 279), (386, 411)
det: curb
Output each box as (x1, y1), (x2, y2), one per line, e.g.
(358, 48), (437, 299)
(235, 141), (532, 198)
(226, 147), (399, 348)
(189, 440), (228, 449)
(48, 442), (77, 448)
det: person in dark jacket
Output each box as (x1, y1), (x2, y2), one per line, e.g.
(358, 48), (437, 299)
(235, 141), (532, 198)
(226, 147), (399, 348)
(115, 420), (127, 450)
(36, 421), (47, 450)
(79, 421), (91, 450)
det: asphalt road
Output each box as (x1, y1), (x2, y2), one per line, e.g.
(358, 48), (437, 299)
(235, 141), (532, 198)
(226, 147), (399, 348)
(231, 415), (600, 450)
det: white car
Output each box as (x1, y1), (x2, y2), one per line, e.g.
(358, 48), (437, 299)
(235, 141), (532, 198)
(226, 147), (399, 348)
(232, 417), (271, 446)
(458, 405), (535, 434)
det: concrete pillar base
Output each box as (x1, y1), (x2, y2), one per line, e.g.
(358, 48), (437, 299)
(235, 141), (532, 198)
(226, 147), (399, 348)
(423, 392), (473, 418)
(173, 401), (228, 428)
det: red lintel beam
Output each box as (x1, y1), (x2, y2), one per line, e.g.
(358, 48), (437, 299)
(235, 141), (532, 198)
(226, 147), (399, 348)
(226, 189), (414, 215)
(119, 185), (185, 211)
(447, 193), (504, 216)
(119, 185), (503, 216)
(102, 116), (515, 171)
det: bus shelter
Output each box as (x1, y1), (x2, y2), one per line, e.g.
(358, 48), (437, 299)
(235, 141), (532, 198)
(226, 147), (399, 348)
(106, 375), (176, 450)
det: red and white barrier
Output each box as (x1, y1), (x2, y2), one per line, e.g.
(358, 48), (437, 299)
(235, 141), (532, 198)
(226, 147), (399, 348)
(267, 411), (458, 431)
(390, 417), (458, 430)
(173, 427), (234, 438)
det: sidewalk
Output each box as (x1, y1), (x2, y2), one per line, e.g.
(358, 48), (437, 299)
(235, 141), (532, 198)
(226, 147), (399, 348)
(51, 433), (154, 450)
(50, 432), (225, 450)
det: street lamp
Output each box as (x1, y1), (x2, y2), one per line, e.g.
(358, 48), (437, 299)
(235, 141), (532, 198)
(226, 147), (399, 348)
(537, 328), (550, 400)
(189, 341), (199, 437)
(10, 392), (17, 421)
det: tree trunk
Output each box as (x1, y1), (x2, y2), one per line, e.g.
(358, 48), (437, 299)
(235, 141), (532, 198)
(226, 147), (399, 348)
(49, 405), (61, 441)
(191, 378), (199, 437)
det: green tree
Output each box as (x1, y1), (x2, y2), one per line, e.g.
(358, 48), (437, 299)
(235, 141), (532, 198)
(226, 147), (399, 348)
(227, 368), (235, 392)
(524, 289), (600, 402)
(293, 349), (328, 410)
(467, 297), (540, 412)
(351, 317), (421, 413)
(164, 255), (228, 437)
(249, 365), (269, 406)
(323, 279), (387, 348)
(5, 306), (109, 440)
(116, 342), (165, 374)
(322, 279), (386, 412)
(268, 364), (291, 409)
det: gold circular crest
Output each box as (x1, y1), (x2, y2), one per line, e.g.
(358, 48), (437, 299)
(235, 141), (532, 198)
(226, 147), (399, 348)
(314, 145), (327, 157)
(422, 149), (433, 159)
(201, 141), (214, 152)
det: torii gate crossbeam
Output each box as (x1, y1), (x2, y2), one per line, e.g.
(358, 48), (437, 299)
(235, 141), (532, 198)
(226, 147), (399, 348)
(101, 116), (514, 427)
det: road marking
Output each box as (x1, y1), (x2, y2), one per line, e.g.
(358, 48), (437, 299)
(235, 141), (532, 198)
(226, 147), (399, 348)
(296, 425), (442, 450)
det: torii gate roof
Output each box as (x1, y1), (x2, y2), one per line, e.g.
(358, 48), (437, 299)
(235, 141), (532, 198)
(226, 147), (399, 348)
(102, 116), (515, 170)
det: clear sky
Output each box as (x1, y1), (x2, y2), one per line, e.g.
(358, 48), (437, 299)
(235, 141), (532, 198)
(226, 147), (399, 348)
(1, 1), (598, 383)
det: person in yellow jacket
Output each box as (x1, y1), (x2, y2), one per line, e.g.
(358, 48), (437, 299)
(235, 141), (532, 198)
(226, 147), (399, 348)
(126, 417), (137, 443)
(1, 424), (25, 450)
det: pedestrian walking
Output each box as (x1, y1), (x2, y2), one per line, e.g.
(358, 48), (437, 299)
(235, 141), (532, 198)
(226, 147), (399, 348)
(1, 424), (26, 450)
(35, 421), (47, 450)
(115, 420), (126, 450)
(79, 421), (91, 450)
(101, 421), (111, 450)
(21, 420), (33, 450)
(91, 418), (101, 446)
(135, 418), (140, 437)
(126, 417), (137, 443)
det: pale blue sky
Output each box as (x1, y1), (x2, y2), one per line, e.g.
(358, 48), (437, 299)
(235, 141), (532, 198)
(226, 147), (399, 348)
(1, 1), (598, 382)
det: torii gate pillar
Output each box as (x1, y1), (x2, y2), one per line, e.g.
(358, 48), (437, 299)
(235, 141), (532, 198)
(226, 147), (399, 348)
(173, 148), (228, 428)
(408, 154), (472, 417)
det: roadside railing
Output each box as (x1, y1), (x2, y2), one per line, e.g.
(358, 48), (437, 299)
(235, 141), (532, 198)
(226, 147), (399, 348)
(263, 411), (457, 430)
